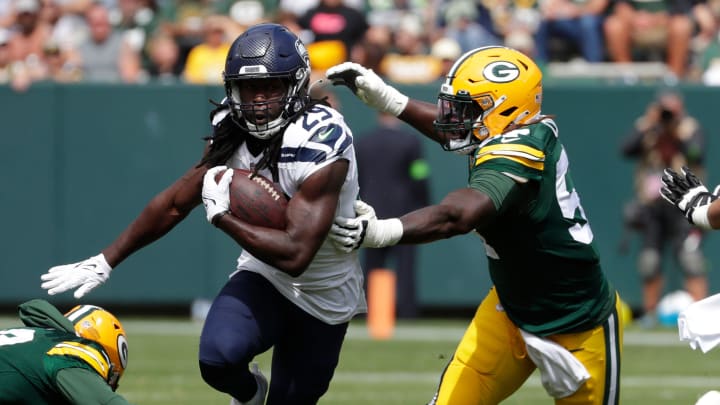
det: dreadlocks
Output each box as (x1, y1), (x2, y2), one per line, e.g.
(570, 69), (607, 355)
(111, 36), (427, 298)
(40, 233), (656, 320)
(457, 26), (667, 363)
(197, 97), (331, 182)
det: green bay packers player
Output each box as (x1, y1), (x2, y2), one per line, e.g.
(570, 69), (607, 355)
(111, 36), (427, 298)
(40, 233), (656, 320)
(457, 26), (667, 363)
(327, 46), (624, 405)
(0, 299), (131, 404)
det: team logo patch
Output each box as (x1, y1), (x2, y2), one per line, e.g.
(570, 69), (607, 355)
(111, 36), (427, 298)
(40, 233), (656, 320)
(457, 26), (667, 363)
(483, 61), (520, 83)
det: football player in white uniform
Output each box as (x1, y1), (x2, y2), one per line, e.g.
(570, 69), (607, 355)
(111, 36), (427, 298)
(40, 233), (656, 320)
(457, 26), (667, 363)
(40, 23), (366, 405)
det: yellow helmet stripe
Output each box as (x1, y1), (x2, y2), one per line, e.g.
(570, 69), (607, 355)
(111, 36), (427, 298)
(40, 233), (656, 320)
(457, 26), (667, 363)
(47, 341), (111, 379)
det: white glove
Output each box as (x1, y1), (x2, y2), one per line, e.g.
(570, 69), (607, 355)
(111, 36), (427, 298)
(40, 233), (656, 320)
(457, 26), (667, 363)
(202, 166), (233, 224)
(326, 62), (409, 117)
(329, 200), (404, 252)
(40, 253), (112, 298)
(660, 166), (719, 229)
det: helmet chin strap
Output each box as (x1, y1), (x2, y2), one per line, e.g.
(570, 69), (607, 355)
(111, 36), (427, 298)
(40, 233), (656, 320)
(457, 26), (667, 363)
(245, 115), (285, 139)
(447, 133), (478, 155)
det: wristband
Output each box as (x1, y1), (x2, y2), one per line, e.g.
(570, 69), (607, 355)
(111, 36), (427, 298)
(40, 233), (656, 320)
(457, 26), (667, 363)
(691, 204), (713, 230)
(365, 218), (404, 247)
(211, 210), (231, 226)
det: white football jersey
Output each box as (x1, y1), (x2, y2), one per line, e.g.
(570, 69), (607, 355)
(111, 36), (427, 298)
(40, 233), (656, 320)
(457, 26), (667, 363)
(221, 103), (367, 324)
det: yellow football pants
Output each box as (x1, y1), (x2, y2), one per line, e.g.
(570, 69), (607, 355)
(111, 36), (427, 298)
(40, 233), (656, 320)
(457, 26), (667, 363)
(429, 287), (624, 405)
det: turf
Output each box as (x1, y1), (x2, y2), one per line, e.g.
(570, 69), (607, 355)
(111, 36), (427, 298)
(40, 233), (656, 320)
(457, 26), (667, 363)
(4, 317), (719, 404)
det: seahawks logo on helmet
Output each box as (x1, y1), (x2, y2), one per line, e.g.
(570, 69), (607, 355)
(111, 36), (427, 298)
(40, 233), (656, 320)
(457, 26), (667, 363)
(483, 61), (520, 83)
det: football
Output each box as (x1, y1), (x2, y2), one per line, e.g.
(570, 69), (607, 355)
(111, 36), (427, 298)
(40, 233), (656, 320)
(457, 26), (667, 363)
(216, 168), (288, 229)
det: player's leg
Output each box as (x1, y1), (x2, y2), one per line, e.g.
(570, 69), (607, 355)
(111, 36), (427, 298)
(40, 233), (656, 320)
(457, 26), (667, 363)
(198, 271), (280, 402)
(429, 287), (535, 405)
(668, 207), (708, 301)
(266, 302), (348, 405)
(638, 205), (663, 325)
(554, 293), (623, 405)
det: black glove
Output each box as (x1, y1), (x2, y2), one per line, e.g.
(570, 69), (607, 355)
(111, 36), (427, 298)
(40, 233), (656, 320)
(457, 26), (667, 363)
(660, 166), (718, 224)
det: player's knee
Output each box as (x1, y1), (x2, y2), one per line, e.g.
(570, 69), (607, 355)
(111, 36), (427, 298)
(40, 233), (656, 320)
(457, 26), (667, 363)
(199, 361), (232, 392)
(679, 250), (706, 277)
(638, 249), (661, 280)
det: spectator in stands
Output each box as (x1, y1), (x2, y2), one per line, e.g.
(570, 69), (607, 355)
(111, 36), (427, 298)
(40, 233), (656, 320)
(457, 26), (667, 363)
(74, 2), (142, 82)
(604, 0), (717, 78)
(182, 14), (232, 84)
(379, 14), (445, 84)
(0, 26), (31, 90)
(430, 36), (462, 78)
(297, 0), (369, 62)
(438, 0), (501, 52)
(621, 89), (708, 327)
(156, 0), (234, 67)
(144, 30), (182, 83)
(534, 0), (609, 63)
(35, 39), (81, 82)
(6, 0), (52, 73)
(349, 24), (391, 71)
(112, 0), (161, 67)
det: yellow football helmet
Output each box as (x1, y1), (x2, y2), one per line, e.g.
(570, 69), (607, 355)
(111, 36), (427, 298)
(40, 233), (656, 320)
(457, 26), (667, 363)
(65, 304), (128, 391)
(433, 46), (543, 154)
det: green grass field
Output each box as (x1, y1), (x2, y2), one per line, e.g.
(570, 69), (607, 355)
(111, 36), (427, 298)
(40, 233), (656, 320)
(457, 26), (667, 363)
(5, 317), (719, 404)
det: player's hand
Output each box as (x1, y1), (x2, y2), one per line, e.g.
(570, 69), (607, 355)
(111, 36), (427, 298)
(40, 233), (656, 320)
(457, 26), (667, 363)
(329, 200), (403, 252)
(660, 166), (718, 225)
(326, 62), (408, 117)
(41, 253), (112, 298)
(202, 166), (233, 224)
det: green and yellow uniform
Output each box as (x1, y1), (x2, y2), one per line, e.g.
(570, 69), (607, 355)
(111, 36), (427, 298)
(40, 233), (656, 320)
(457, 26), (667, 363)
(434, 119), (623, 405)
(0, 299), (133, 405)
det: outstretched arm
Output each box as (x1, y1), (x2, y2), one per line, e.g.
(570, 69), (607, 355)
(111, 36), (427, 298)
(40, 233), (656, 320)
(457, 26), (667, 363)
(330, 187), (495, 251)
(41, 163), (205, 298)
(327, 62), (442, 143)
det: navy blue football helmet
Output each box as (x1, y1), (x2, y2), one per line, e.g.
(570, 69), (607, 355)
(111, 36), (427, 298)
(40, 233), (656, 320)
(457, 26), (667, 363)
(223, 23), (311, 139)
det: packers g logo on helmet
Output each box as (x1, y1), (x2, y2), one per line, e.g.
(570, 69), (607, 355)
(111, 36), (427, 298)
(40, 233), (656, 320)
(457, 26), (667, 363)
(482, 61), (520, 83)
(65, 305), (128, 391)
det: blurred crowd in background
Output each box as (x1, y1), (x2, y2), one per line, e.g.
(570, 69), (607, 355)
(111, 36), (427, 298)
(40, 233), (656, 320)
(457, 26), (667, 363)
(1, 0), (720, 91)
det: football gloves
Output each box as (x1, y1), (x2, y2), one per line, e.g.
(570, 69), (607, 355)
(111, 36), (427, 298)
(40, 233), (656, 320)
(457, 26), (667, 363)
(41, 253), (112, 298)
(202, 166), (233, 224)
(329, 200), (404, 252)
(326, 62), (409, 117)
(660, 166), (719, 229)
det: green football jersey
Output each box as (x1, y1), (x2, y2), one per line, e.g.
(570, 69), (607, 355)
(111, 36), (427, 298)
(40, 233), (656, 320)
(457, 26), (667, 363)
(469, 119), (616, 336)
(0, 326), (114, 403)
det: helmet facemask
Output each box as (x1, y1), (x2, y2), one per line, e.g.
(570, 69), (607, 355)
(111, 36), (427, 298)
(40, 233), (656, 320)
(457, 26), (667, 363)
(222, 23), (312, 140)
(433, 92), (489, 155)
(226, 75), (307, 140)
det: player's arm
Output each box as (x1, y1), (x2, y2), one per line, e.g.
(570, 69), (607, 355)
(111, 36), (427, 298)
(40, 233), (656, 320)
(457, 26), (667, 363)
(330, 169), (520, 251)
(326, 62), (442, 143)
(56, 368), (135, 405)
(396, 187), (496, 243)
(41, 161), (206, 298)
(102, 164), (205, 267)
(212, 160), (349, 276)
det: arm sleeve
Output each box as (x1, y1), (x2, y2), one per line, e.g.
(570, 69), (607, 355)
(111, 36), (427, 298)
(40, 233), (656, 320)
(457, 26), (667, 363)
(56, 368), (134, 405)
(469, 168), (520, 211)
